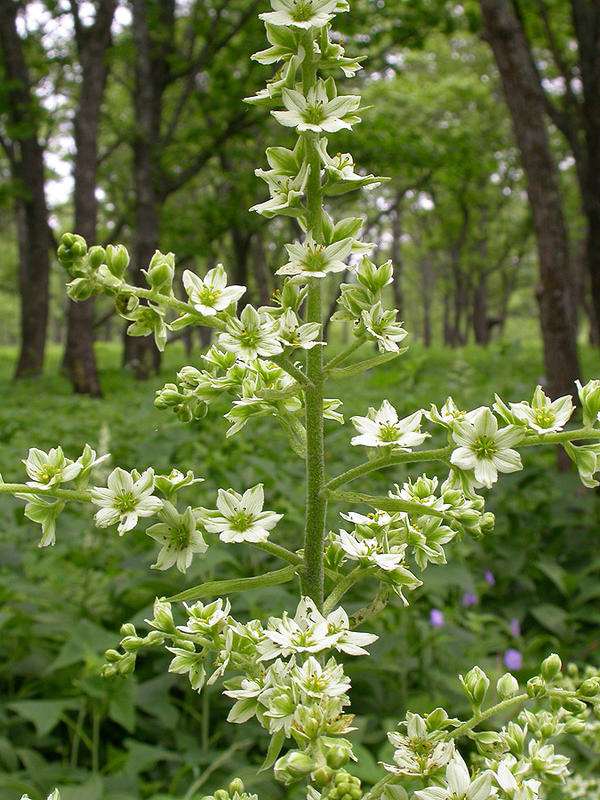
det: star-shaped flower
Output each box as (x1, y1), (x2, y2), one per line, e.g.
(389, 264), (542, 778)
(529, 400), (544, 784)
(182, 264), (245, 316)
(198, 483), (283, 543)
(450, 408), (523, 488)
(259, 0), (345, 29)
(414, 752), (496, 800)
(273, 82), (361, 133)
(277, 235), (353, 278)
(219, 305), (283, 361)
(351, 401), (429, 450)
(146, 501), (208, 572)
(91, 467), (162, 534)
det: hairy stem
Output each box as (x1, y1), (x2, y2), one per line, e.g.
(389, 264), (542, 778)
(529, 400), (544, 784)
(300, 27), (328, 609)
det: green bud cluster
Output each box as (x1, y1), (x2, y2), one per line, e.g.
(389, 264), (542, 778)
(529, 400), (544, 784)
(322, 770), (362, 800)
(200, 778), (258, 800)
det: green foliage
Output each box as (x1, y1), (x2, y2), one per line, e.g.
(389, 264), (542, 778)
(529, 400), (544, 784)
(2, 342), (600, 798)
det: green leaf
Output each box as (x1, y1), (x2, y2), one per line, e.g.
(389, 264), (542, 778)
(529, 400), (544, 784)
(259, 727), (286, 772)
(529, 604), (570, 639)
(8, 699), (80, 736)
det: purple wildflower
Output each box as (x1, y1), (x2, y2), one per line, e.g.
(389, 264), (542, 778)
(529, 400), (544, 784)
(504, 648), (522, 670)
(461, 591), (478, 607)
(429, 609), (444, 628)
(484, 570), (496, 586)
(510, 618), (521, 638)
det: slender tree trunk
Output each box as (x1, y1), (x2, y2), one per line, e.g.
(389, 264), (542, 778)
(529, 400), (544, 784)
(390, 192), (404, 318)
(0, 2), (50, 378)
(124, 0), (174, 378)
(472, 272), (491, 345)
(62, 0), (116, 395)
(569, 1), (600, 347)
(480, 0), (580, 399)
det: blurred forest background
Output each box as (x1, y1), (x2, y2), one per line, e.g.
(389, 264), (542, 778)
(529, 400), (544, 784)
(2, 1), (600, 799)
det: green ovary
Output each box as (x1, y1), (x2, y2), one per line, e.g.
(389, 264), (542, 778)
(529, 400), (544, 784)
(472, 435), (497, 459)
(291, 0), (314, 21)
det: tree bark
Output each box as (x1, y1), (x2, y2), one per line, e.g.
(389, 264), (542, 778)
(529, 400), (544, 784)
(479, 0), (580, 400)
(390, 192), (404, 318)
(123, 0), (174, 378)
(62, 0), (116, 395)
(0, 1), (50, 378)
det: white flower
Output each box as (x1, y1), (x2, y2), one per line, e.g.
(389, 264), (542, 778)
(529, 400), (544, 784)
(218, 305), (283, 361)
(450, 408), (523, 488)
(277, 308), (324, 349)
(182, 264), (245, 316)
(257, 597), (377, 661)
(259, 0), (343, 29)
(178, 598), (231, 636)
(334, 528), (406, 571)
(273, 82), (361, 133)
(21, 792), (60, 800)
(146, 501), (208, 572)
(277, 235), (353, 278)
(199, 483), (283, 543)
(427, 397), (485, 429)
(361, 302), (407, 353)
(291, 655), (350, 699)
(23, 446), (82, 489)
(414, 752), (496, 800)
(91, 467), (162, 534)
(383, 713), (455, 777)
(351, 401), (429, 450)
(509, 385), (574, 433)
(496, 762), (541, 799)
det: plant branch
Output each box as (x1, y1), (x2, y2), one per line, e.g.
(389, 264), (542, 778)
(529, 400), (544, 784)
(324, 448), (453, 492)
(167, 565), (298, 603)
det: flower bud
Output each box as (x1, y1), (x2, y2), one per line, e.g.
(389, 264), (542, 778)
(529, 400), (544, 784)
(66, 277), (96, 301)
(311, 765), (334, 787)
(87, 245), (106, 270)
(578, 678), (600, 698)
(228, 779), (245, 796)
(106, 243), (130, 277)
(425, 707), (449, 731)
(150, 597), (175, 632)
(576, 379), (600, 427)
(541, 653), (562, 682)
(121, 635), (145, 653)
(120, 623), (137, 637)
(57, 232), (88, 270)
(526, 676), (546, 698)
(563, 717), (586, 734)
(563, 697), (587, 714)
(496, 672), (520, 699)
(480, 512), (495, 534)
(214, 790), (229, 800)
(104, 649), (122, 662)
(274, 750), (314, 785)
(460, 665), (489, 708)
(145, 250), (175, 291)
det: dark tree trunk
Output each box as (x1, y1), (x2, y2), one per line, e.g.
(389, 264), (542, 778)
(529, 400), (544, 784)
(253, 231), (271, 306)
(390, 192), (404, 318)
(0, 2), (50, 378)
(480, 0), (580, 399)
(123, 0), (175, 378)
(62, 0), (116, 395)
(472, 273), (491, 345)
(568, 1), (600, 348)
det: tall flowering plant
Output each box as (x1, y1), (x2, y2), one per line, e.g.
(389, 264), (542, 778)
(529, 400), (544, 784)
(6, 3), (600, 799)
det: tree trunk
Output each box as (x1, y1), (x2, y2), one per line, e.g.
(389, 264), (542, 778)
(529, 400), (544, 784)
(390, 192), (404, 318)
(479, 0), (580, 399)
(62, 0), (116, 396)
(0, 2), (50, 378)
(472, 273), (491, 345)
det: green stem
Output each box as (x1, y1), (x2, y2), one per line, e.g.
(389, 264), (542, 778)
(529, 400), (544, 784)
(126, 285), (227, 331)
(521, 427), (599, 445)
(300, 29), (328, 609)
(271, 354), (312, 387)
(167, 565), (298, 603)
(325, 488), (447, 518)
(326, 350), (404, 380)
(324, 338), (366, 371)
(323, 566), (365, 614)
(448, 692), (529, 741)
(0, 483), (92, 503)
(252, 540), (304, 566)
(324, 448), (453, 492)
